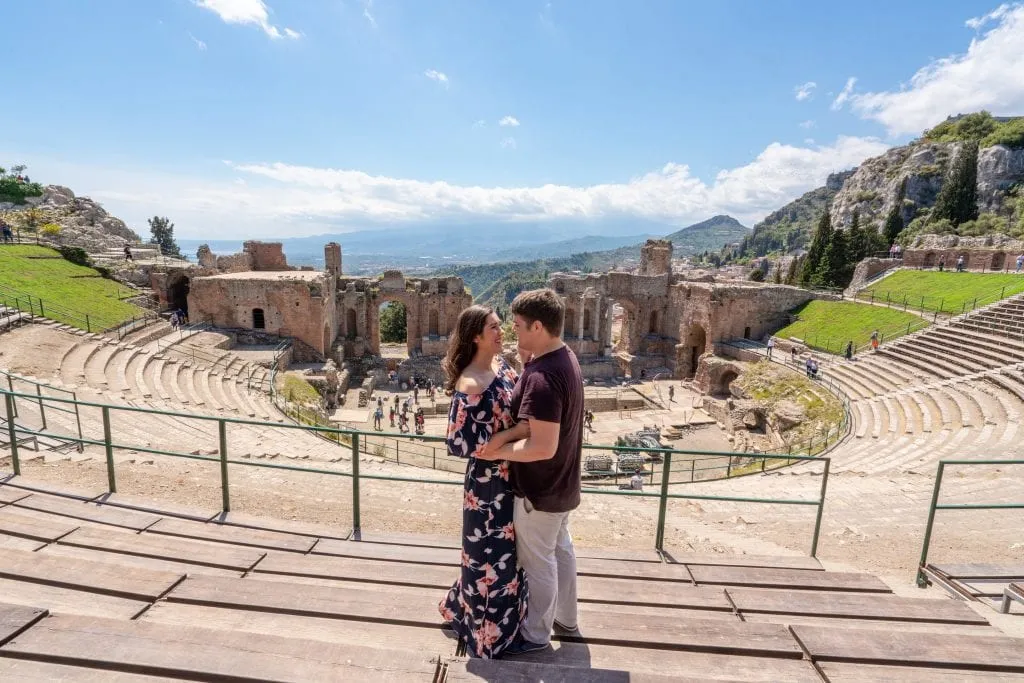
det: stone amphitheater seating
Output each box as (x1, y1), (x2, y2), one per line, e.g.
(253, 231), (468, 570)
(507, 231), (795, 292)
(1, 477), (1023, 681)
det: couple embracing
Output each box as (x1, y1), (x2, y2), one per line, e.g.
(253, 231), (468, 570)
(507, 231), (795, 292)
(438, 288), (584, 659)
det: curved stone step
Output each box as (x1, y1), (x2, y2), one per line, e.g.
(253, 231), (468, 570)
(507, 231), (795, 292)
(83, 343), (120, 390)
(124, 349), (151, 399)
(180, 364), (205, 407)
(164, 361), (191, 406)
(893, 393), (920, 434)
(149, 358), (171, 402)
(906, 392), (935, 433)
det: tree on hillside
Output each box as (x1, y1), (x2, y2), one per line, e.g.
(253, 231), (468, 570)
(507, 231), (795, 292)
(800, 211), (833, 286)
(147, 216), (182, 257)
(816, 228), (850, 288)
(379, 302), (407, 343)
(882, 178), (908, 246)
(847, 209), (868, 261)
(784, 256), (799, 285)
(932, 141), (979, 228)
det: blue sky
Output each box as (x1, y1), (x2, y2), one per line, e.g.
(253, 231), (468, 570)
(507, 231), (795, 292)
(2, 0), (1023, 239)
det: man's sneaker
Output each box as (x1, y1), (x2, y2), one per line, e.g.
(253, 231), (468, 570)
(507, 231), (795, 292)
(503, 635), (549, 656)
(553, 619), (579, 633)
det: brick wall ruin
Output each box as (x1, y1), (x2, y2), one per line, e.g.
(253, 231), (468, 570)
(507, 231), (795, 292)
(548, 240), (817, 379)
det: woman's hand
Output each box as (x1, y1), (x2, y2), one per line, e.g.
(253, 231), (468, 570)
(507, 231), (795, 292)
(477, 430), (509, 460)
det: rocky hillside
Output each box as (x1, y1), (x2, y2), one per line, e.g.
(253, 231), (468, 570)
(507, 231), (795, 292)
(738, 171), (853, 257)
(830, 114), (1024, 233)
(0, 185), (140, 251)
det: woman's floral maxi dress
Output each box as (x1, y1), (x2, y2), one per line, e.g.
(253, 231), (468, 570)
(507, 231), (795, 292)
(438, 360), (528, 658)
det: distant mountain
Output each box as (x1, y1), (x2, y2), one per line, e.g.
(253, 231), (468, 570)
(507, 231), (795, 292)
(438, 215), (750, 309)
(490, 233), (657, 261)
(664, 214), (750, 251)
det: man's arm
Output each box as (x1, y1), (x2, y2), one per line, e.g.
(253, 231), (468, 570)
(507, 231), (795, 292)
(479, 418), (559, 462)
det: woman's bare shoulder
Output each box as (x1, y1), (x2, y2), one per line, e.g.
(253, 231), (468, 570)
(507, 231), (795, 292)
(454, 373), (491, 395)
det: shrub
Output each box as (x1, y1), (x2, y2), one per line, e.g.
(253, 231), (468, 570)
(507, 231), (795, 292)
(925, 112), (999, 143)
(0, 177), (44, 204)
(57, 245), (90, 267)
(854, 190), (877, 203)
(40, 223), (61, 237)
(956, 213), (1008, 236)
(916, 164), (943, 178)
(981, 118), (1024, 148)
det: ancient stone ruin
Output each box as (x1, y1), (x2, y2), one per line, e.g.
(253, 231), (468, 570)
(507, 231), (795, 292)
(178, 241), (471, 362)
(550, 240), (817, 378)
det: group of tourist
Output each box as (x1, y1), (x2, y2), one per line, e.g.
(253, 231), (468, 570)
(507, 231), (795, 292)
(0, 217), (12, 243)
(888, 243), (903, 259)
(438, 289), (583, 658)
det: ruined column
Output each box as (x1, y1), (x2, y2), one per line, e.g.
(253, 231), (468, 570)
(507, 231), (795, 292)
(324, 242), (342, 277)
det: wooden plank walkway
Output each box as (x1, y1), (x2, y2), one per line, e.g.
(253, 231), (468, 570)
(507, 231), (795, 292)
(0, 603), (47, 647)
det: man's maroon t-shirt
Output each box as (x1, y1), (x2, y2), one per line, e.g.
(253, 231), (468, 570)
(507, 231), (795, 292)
(509, 345), (584, 513)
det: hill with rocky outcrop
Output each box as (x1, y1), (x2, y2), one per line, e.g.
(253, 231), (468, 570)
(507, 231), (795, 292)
(0, 185), (140, 251)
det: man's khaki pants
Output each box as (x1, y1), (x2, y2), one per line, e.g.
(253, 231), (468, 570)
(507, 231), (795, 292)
(514, 496), (578, 644)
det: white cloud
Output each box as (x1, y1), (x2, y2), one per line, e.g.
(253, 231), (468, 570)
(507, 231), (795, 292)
(799, 120), (816, 129)
(424, 69), (449, 87)
(11, 135), (888, 239)
(794, 81), (817, 101)
(966, 3), (1014, 29)
(472, 120), (486, 129)
(193, 0), (299, 40)
(831, 77), (857, 110)
(499, 137), (517, 149)
(498, 115), (520, 127)
(852, 4), (1024, 135)
(361, 0), (377, 28)
(189, 32), (207, 51)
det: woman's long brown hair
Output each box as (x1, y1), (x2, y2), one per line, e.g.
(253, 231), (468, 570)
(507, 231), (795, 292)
(443, 305), (494, 392)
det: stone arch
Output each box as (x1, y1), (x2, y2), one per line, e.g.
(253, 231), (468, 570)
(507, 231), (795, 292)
(992, 251), (1006, 271)
(681, 324), (708, 378)
(252, 308), (265, 329)
(428, 309), (439, 337)
(649, 310), (659, 335)
(743, 326), (751, 340)
(713, 369), (739, 397)
(346, 308), (357, 340)
(167, 272), (190, 314)
(564, 308), (577, 338)
(923, 251), (937, 268)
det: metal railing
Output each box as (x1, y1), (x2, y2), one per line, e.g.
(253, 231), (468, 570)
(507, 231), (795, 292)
(0, 282), (153, 336)
(916, 458), (1024, 588)
(0, 385), (832, 556)
(0, 369), (83, 452)
(854, 281), (1024, 319)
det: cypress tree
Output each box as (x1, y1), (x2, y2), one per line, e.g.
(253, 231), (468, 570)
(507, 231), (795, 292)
(932, 141), (979, 227)
(816, 228), (850, 287)
(847, 209), (866, 261)
(882, 178), (908, 245)
(785, 256), (799, 285)
(801, 210), (833, 285)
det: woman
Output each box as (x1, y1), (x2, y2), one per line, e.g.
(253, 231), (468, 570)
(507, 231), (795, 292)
(438, 305), (529, 659)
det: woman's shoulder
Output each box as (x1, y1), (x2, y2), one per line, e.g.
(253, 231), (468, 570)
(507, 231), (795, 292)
(453, 372), (494, 396)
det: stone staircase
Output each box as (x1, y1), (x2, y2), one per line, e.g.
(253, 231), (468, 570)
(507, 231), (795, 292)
(1, 477), (1023, 681)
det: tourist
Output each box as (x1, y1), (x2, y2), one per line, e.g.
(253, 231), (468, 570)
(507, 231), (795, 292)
(388, 406), (396, 428)
(956, 255), (965, 272)
(791, 347), (798, 364)
(668, 385), (675, 402)
(894, 244), (902, 259)
(809, 358), (819, 379)
(0, 219), (12, 243)
(169, 311), (180, 331)
(845, 340), (853, 360)
(1016, 254), (1024, 273)
(373, 405), (383, 431)
(124, 244), (133, 261)
(398, 411), (409, 433)
(437, 305), (528, 659)
(476, 288), (584, 655)
(938, 256), (945, 272)
(870, 330), (880, 352)
(805, 356), (813, 378)
(415, 409), (425, 435)
(765, 336), (775, 359)
(393, 394), (400, 411)
(889, 244), (896, 258)
(584, 409), (594, 431)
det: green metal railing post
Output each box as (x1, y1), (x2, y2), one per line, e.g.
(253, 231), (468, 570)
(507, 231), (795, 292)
(916, 462), (945, 587)
(810, 457), (829, 557)
(38, 300), (44, 318)
(85, 314), (91, 333)
(73, 391), (84, 453)
(219, 419), (230, 512)
(102, 406), (117, 492)
(4, 393), (20, 475)
(351, 432), (361, 533)
(35, 384), (46, 430)
(654, 451), (673, 551)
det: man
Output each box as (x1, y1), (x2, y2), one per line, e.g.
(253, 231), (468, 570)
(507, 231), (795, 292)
(765, 336), (774, 359)
(478, 288), (583, 654)
(668, 385), (675, 402)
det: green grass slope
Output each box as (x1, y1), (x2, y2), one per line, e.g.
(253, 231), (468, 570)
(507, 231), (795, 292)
(0, 245), (146, 328)
(861, 270), (1024, 314)
(774, 300), (926, 354)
